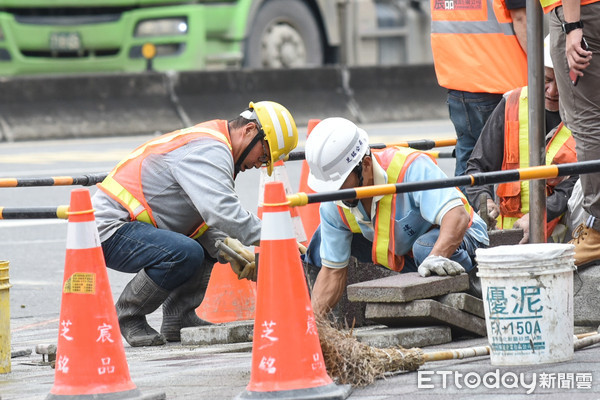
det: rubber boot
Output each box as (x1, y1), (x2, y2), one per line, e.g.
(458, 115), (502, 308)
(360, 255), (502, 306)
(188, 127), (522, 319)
(161, 260), (214, 342)
(115, 269), (169, 347)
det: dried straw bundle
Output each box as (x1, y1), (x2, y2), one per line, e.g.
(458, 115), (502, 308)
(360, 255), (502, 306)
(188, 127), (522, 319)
(316, 317), (425, 387)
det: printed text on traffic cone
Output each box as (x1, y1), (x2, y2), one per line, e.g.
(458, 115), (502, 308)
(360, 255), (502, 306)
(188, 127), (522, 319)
(47, 188), (164, 400)
(236, 181), (350, 399)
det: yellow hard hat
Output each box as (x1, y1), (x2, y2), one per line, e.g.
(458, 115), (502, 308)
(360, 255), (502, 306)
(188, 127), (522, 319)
(249, 101), (298, 175)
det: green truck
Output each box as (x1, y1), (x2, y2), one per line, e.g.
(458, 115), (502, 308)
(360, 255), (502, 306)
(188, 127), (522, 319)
(0, 0), (431, 76)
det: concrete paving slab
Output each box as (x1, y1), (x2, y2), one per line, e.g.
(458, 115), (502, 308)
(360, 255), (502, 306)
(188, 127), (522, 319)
(365, 299), (487, 336)
(181, 320), (254, 346)
(347, 272), (470, 303)
(488, 228), (524, 246)
(436, 292), (485, 318)
(353, 326), (452, 349)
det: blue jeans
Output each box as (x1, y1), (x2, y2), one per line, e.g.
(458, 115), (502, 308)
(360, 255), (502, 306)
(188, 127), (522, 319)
(101, 221), (206, 290)
(305, 225), (479, 273)
(448, 90), (502, 191)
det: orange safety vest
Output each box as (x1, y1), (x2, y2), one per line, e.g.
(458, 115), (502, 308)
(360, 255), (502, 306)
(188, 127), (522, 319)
(337, 147), (474, 272)
(97, 120), (233, 239)
(496, 87), (577, 238)
(430, 0), (527, 93)
(540, 0), (599, 14)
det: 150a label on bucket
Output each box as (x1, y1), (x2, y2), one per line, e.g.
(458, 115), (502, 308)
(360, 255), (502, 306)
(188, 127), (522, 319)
(486, 285), (545, 352)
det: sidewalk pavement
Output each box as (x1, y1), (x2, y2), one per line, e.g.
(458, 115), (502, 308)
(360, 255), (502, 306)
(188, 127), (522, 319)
(3, 309), (600, 400)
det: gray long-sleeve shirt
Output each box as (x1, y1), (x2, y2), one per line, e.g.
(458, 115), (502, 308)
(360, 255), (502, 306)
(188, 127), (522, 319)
(465, 97), (577, 222)
(92, 133), (261, 254)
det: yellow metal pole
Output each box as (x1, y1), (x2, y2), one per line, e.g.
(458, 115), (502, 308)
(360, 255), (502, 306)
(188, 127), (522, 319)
(0, 260), (11, 373)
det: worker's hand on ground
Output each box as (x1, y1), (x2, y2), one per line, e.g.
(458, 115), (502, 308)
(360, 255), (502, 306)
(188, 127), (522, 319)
(486, 198), (500, 219)
(512, 214), (530, 244)
(298, 242), (307, 255)
(418, 255), (465, 277)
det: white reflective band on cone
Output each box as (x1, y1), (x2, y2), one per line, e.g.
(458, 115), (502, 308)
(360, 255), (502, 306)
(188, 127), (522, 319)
(66, 221), (102, 250)
(261, 211), (295, 240)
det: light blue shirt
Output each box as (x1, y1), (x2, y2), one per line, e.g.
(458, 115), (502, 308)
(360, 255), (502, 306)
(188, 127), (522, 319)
(318, 154), (489, 269)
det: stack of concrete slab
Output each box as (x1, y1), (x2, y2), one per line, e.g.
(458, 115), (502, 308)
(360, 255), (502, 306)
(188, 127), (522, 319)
(347, 272), (487, 339)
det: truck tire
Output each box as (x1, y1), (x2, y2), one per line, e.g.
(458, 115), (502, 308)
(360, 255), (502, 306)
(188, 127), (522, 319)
(244, 0), (324, 69)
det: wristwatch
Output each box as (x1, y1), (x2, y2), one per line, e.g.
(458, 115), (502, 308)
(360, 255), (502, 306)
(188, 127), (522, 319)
(562, 20), (584, 34)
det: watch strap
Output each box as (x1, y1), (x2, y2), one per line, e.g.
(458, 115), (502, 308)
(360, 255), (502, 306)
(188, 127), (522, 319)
(562, 20), (584, 34)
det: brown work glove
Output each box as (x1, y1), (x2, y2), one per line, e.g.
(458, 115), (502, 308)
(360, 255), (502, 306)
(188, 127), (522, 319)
(218, 237), (257, 281)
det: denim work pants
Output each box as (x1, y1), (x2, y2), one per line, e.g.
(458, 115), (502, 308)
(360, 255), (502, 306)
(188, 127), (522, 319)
(447, 90), (503, 191)
(101, 221), (205, 290)
(304, 225), (480, 273)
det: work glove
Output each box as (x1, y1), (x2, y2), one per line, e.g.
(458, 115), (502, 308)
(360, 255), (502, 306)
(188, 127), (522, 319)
(512, 214), (530, 245)
(298, 242), (307, 255)
(218, 237), (257, 281)
(418, 255), (465, 277)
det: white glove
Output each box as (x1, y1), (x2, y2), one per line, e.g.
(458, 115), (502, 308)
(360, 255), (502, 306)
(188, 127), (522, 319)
(418, 255), (465, 277)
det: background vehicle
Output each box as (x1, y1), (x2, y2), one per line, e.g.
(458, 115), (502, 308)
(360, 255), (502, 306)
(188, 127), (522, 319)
(0, 0), (433, 76)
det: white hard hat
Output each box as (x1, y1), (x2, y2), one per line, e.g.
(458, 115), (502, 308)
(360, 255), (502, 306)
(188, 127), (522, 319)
(305, 117), (369, 192)
(544, 34), (553, 69)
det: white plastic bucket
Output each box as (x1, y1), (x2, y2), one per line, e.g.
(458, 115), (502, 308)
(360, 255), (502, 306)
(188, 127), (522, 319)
(476, 243), (575, 366)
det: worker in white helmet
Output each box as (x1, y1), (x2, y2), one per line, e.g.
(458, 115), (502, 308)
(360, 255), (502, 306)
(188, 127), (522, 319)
(93, 101), (298, 347)
(304, 117), (489, 316)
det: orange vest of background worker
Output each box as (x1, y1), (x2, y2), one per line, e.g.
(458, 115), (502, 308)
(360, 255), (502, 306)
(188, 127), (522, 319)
(496, 87), (578, 238)
(430, 0), (528, 94)
(430, 0), (528, 188)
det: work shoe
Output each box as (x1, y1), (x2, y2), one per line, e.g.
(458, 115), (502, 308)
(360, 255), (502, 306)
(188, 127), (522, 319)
(161, 260), (214, 342)
(116, 269), (169, 347)
(569, 223), (600, 268)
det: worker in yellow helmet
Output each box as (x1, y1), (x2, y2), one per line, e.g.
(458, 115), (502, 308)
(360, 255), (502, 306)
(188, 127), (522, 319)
(92, 101), (298, 347)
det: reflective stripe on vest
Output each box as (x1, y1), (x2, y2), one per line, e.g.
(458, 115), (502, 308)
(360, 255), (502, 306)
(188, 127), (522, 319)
(98, 120), (233, 239)
(497, 87), (577, 236)
(430, 0), (527, 93)
(337, 147), (473, 271)
(431, 0), (514, 35)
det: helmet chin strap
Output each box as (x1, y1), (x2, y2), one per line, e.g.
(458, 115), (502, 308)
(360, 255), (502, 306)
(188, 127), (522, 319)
(234, 130), (264, 177)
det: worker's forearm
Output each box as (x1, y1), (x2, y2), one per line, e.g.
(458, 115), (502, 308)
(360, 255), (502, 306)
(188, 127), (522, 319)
(311, 266), (348, 317)
(562, 0), (581, 22)
(430, 206), (469, 258)
(509, 8), (527, 53)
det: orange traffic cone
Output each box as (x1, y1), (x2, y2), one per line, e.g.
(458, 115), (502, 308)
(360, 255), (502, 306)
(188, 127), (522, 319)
(47, 188), (164, 400)
(297, 119), (322, 244)
(236, 182), (351, 399)
(257, 160), (307, 245)
(195, 262), (257, 323)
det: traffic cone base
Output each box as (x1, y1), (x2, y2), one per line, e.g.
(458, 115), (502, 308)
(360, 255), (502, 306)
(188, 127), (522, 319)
(47, 189), (164, 400)
(236, 382), (352, 400)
